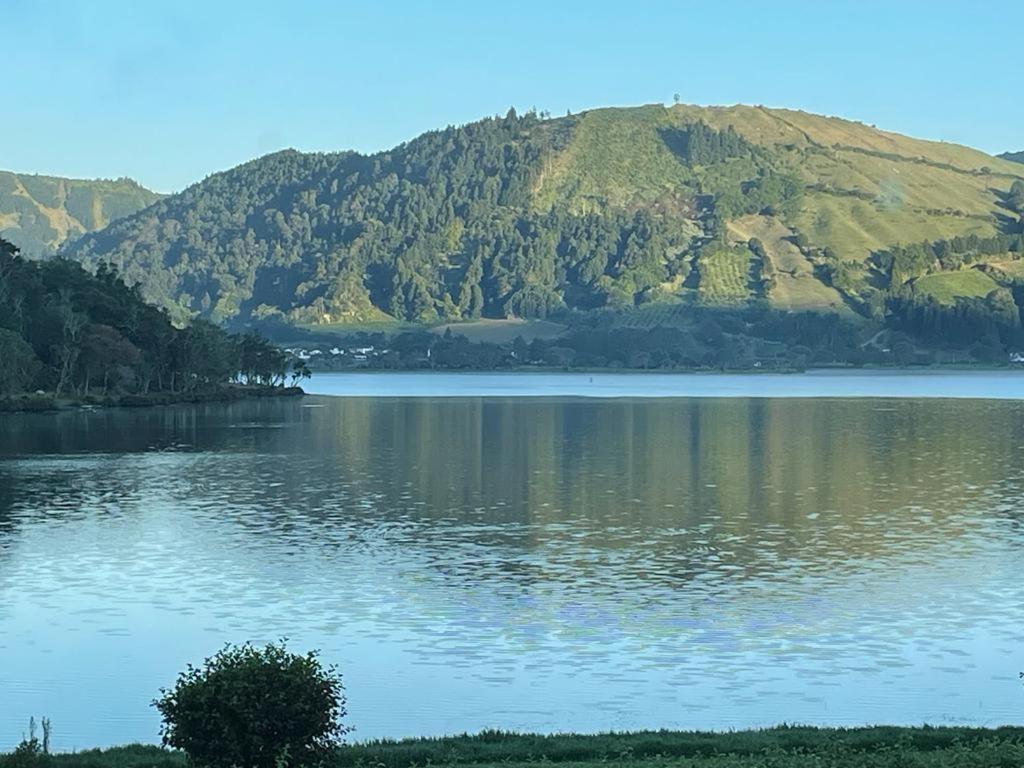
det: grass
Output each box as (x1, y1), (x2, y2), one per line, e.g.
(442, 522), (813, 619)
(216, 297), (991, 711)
(296, 318), (568, 345)
(532, 105), (694, 213)
(697, 246), (754, 304)
(531, 103), (1023, 287)
(11, 727), (1024, 768)
(609, 303), (693, 329)
(667, 103), (1024, 178)
(911, 269), (1001, 305)
(726, 214), (855, 315)
(792, 192), (998, 264)
(298, 319), (418, 336)
(429, 318), (567, 344)
(988, 259), (1024, 279)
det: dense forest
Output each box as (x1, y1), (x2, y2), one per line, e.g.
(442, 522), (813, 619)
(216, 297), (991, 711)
(0, 237), (303, 408)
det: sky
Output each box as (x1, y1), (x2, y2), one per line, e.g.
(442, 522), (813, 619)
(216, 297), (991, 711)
(3, 0), (1023, 193)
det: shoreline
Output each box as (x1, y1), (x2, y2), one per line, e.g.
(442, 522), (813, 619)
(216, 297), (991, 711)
(0, 385), (305, 414)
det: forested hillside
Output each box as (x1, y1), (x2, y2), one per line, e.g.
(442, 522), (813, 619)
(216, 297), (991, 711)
(0, 171), (161, 257)
(62, 104), (1024, 356)
(0, 237), (297, 405)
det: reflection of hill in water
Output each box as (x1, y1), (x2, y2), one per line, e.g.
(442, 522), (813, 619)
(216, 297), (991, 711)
(2, 395), (1024, 741)
(3, 396), (1023, 580)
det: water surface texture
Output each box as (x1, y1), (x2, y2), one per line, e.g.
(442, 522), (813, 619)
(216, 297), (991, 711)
(306, 369), (1024, 399)
(1, 386), (1023, 749)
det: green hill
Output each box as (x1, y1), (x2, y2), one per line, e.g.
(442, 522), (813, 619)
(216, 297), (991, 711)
(62, 104), (1024, 342)
(0, 171), (162, 257)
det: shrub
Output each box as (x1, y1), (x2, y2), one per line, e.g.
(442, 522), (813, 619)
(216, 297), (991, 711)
(4, 718), (50, 768)
(3, 740), (47, 768)
(153, 642), (349, 768)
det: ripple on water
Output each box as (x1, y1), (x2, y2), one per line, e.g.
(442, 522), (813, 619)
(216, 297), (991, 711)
(0, 396), (1023, 749)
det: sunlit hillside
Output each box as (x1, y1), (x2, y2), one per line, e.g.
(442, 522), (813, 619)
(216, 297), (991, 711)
(0, 171), (161, 257)
(63, 104), (1024, 329)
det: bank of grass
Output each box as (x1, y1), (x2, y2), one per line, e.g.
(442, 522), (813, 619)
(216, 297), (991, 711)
(911, 269), (1002, 306)
(429, 318), (568, 344)
(11, 727), (1024, 768)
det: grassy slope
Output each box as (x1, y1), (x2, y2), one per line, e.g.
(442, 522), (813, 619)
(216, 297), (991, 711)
(686, 106), (1024, 262)
(727, 214), (855, 315)
(911, 268), (1002, 305)
(989, 259), (1024, 279)
(533, 103), (1024, 316)
(18, 728), (1024, 768)
(0, 171), (161, 256)
(532, 106), (694, 213)
(696, 245), (754, 304)
(429, 318), (568, 344)
(792, 191), (997, 264)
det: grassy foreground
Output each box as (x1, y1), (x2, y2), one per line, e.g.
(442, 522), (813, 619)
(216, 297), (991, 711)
(9, 727), (1024, 768)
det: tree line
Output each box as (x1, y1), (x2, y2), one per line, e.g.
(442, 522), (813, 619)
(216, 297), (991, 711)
(0, 237), (302, 402)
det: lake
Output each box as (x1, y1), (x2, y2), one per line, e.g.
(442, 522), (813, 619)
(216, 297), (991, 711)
(306, 369), (1024, 399)
(1, 372), (1023, 750)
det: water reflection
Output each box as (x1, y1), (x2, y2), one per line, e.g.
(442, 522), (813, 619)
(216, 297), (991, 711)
(1, 395), (1022, 749)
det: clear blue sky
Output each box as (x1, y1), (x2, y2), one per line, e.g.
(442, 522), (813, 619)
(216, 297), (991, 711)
(3, 0), (1022, 193)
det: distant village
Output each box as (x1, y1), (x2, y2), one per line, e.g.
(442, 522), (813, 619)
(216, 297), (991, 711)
(284, 344), (389, 365)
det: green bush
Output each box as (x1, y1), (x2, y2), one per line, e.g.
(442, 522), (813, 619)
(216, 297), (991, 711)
(3, 719), (50, 768)
(2, 741), (47, 768)
(153, 642), (349, 768)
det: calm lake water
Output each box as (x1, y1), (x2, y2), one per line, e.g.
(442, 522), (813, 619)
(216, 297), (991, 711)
(306, 369), (1024, 399)
(2, 373), (1023, 750)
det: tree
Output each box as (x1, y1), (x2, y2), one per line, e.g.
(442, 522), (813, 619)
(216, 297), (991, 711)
(50, 290), (87, 397)
(238, 333), (288, 386)
(511, 334), (529, 361)
(79, 323), (141, 394)
(290, 359), (312, 386)
(6, 717), (50, 768)
(153, 642), (349, 768)
(0, 329), (41, 395)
